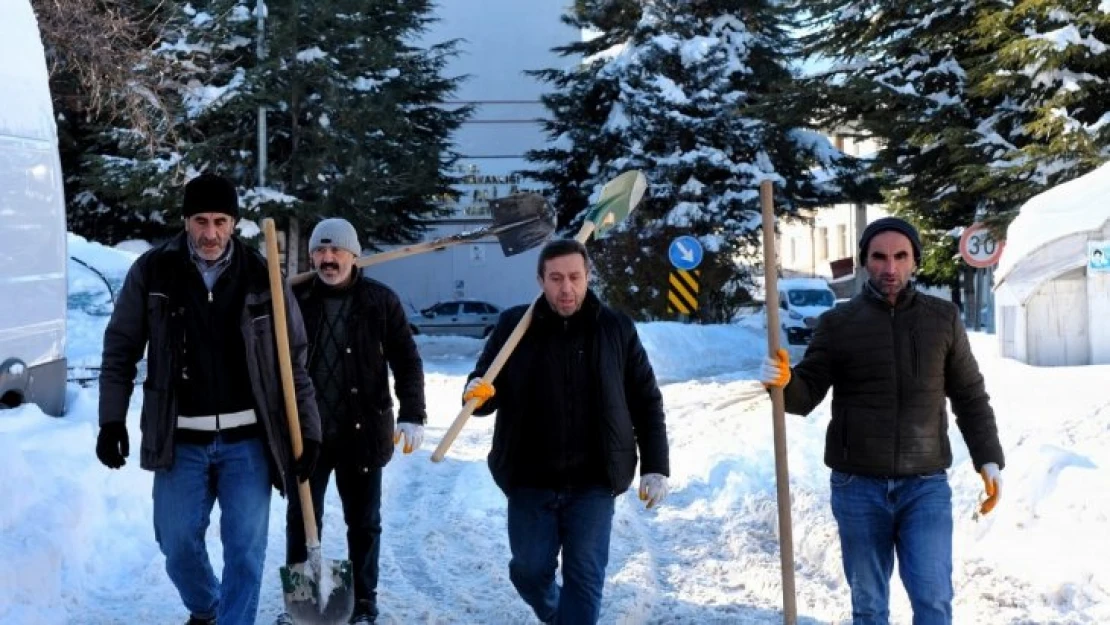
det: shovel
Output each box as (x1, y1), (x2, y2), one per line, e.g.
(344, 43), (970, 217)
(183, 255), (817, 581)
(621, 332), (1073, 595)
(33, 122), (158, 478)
(289, 192), (555, 286)
(262, 218), (355, 624)
(431, 170), (647, 462)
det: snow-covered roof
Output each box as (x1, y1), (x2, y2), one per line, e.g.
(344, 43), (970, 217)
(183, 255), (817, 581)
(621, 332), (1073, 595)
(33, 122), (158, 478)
(996, 161), (1110, 284)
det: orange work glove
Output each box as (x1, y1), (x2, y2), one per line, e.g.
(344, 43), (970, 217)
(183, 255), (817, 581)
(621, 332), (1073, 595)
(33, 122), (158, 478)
(759, 348), (791, 388)
(978, 462), (1002, 516)
(462, 378), (495, 408)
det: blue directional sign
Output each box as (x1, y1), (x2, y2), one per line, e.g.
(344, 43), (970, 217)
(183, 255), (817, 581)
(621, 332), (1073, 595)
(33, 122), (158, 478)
(668, 235), (703, 271)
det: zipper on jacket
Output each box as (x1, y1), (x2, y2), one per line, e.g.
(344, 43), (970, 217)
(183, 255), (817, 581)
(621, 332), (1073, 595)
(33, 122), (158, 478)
(909, 330), (920, 378)
(890, 307), (901, 476)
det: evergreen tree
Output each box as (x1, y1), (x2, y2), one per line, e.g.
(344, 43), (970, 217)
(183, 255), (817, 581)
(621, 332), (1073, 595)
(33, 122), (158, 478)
(528, 0), (865, 320)
(972, 0), (1110, 189)
(258, 0), (472, 245)
(64, 0), (472, 247)
(801, 1), (1028, 289)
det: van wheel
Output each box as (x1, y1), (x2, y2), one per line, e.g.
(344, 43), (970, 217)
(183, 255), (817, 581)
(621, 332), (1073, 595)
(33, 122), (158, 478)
(482, 326), (493, 338)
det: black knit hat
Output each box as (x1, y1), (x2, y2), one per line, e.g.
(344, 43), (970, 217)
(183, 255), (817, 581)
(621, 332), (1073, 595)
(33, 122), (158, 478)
(858, 217), (922, 264)
(183, 173), (240, 220)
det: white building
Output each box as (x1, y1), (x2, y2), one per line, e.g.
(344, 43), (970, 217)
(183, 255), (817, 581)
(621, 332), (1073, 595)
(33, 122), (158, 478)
(364, 3), (577, 311)
(994, 162), (1110, 366)
(777, 132), (887, 296)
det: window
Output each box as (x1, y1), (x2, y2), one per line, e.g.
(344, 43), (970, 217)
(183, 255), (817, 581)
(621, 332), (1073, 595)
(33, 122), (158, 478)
(836, 225), (847, 259)
(433, 303), (459, 316)
(816, 227), (828, 262)
(462, 302), (488, 314)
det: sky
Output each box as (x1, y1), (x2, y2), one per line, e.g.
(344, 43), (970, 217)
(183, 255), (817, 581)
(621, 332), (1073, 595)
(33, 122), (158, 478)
(2, 232), (1107, 625)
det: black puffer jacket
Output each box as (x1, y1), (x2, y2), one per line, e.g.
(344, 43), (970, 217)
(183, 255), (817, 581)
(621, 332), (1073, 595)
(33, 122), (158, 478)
(784, 284), (1004, 477)
(98, 233), (321, 495)
(294, 273), (425, 470)
(470, 291), (669, 495)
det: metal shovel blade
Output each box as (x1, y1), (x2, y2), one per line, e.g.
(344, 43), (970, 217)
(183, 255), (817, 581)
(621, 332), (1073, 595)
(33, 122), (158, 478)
(489, 193), (556, 257)
(279, 551), (355, 625)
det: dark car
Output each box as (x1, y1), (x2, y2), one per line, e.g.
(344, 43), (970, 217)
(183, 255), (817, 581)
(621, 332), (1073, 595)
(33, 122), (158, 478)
(408, 300), (502, 338)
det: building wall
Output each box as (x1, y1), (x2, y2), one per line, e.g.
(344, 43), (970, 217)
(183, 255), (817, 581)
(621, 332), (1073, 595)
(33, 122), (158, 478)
(366, 3), (578, 309)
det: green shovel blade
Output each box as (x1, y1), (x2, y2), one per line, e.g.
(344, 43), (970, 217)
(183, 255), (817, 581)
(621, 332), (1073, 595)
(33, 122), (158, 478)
(583, 170), (648, 238)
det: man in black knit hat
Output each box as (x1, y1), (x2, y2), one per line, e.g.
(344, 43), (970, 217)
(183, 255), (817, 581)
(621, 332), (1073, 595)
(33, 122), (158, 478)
(96, 173), (322, 625)
(279, 217), (426, 625)
(759, 216), (1005, 624)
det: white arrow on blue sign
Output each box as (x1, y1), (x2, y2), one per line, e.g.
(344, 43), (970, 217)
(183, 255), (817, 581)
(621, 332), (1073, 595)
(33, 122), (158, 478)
(668, 235), (703, 271)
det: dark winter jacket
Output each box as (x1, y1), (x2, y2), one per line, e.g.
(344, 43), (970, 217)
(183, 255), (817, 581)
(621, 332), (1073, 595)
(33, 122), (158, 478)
(783, 283), (1005, 477)
(294, 272), (425, 471)
(470, 290), (669, 495)
(98, 233), (321, 494)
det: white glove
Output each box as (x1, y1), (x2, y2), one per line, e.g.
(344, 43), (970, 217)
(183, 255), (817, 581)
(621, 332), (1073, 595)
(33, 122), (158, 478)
(393, 422), (424, 454)
(638, 473), (669, 509)
(759, 348), (791, 388)
(979, 462), (1001, 515)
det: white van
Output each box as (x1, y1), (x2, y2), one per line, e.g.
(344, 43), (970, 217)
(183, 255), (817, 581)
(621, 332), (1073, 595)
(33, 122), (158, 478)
(0, 0), (68, 415)
(771, 278), (836, 345)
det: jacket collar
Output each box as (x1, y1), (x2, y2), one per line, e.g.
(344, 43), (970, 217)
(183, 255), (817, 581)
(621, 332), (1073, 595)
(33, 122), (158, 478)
(862, 279), (917, 310)
(532, 288), (602, 327)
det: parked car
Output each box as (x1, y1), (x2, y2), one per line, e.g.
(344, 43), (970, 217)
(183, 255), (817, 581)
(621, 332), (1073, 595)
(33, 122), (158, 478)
(761, 278), (837, 345)
(408, 300), (502, 338)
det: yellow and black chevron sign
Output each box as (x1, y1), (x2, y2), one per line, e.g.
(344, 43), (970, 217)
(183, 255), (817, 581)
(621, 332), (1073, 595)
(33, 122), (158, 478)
(666, 269), (700, 315)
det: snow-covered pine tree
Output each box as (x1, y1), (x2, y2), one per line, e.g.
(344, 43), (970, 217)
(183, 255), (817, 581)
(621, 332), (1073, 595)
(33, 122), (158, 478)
(68, 0), (471, 247)
(258, 0), (472, 246)
(801, 1), (1027, 289)
(972, 0), (1110, 190)
(529, 0), (863, 320)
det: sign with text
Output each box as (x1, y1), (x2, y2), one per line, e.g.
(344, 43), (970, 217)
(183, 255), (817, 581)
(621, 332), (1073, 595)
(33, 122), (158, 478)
(959, 223), (1004, 268)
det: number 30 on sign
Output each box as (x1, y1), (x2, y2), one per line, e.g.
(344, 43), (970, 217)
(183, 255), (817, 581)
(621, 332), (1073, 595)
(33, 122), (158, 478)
(959, 223), (1004, 268)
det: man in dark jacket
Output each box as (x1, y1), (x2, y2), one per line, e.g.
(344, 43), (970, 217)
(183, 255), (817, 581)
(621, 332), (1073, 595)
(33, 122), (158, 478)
(761, 217), (1005, 625)
(279, 218), (426, 625)
(462, 238), (670, 625)
(95, 173), (322, 625)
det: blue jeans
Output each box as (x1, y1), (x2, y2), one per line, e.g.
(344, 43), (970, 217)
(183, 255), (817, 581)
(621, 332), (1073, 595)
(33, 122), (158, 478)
(830, 470), (954, 625)
(153, 435), (272, 625)
(507, 486), (615, 625)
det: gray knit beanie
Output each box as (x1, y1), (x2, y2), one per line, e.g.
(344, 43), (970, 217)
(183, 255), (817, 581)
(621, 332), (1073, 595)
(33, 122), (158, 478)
(309, 218), (361, 256)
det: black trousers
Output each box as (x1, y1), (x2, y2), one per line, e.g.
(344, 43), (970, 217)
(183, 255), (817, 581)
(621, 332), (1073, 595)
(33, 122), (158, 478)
(286, 443), (383, 616)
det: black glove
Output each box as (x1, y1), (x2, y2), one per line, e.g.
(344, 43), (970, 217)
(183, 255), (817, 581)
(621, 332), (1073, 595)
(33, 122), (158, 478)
(294, 439), (320, 482)
(96, 422), (129, 469)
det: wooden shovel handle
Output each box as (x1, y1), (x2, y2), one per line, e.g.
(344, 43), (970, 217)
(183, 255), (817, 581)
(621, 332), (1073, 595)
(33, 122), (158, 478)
(759, 181), (797, 624)
(289, 239), (450, 287)
(263, 218), (320, 551)
(431, 221), (599, 462)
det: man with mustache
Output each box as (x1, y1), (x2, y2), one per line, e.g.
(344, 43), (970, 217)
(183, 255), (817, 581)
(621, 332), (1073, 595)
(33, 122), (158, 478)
(278, 218), (426, 625)
(760, 217), (1005, 625)
(462, 238), (670, 624)
(96, 173), (322, 625)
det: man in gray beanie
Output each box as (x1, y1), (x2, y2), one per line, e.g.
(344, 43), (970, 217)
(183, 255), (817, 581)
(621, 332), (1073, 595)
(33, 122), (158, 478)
(279, 217), (427, 625)
(759, 215), (1005, 624)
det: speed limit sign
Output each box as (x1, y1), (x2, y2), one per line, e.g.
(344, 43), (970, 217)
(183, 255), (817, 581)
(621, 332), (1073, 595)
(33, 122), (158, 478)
(959, 223), (1004, 268)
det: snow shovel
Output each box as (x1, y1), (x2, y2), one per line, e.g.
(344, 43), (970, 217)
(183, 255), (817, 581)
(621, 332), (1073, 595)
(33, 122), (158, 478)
(759, 180), (798, 625)
(262, 218), (355, 625)
(431, 170), (648, 462)
(288, 192), (556, 286)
